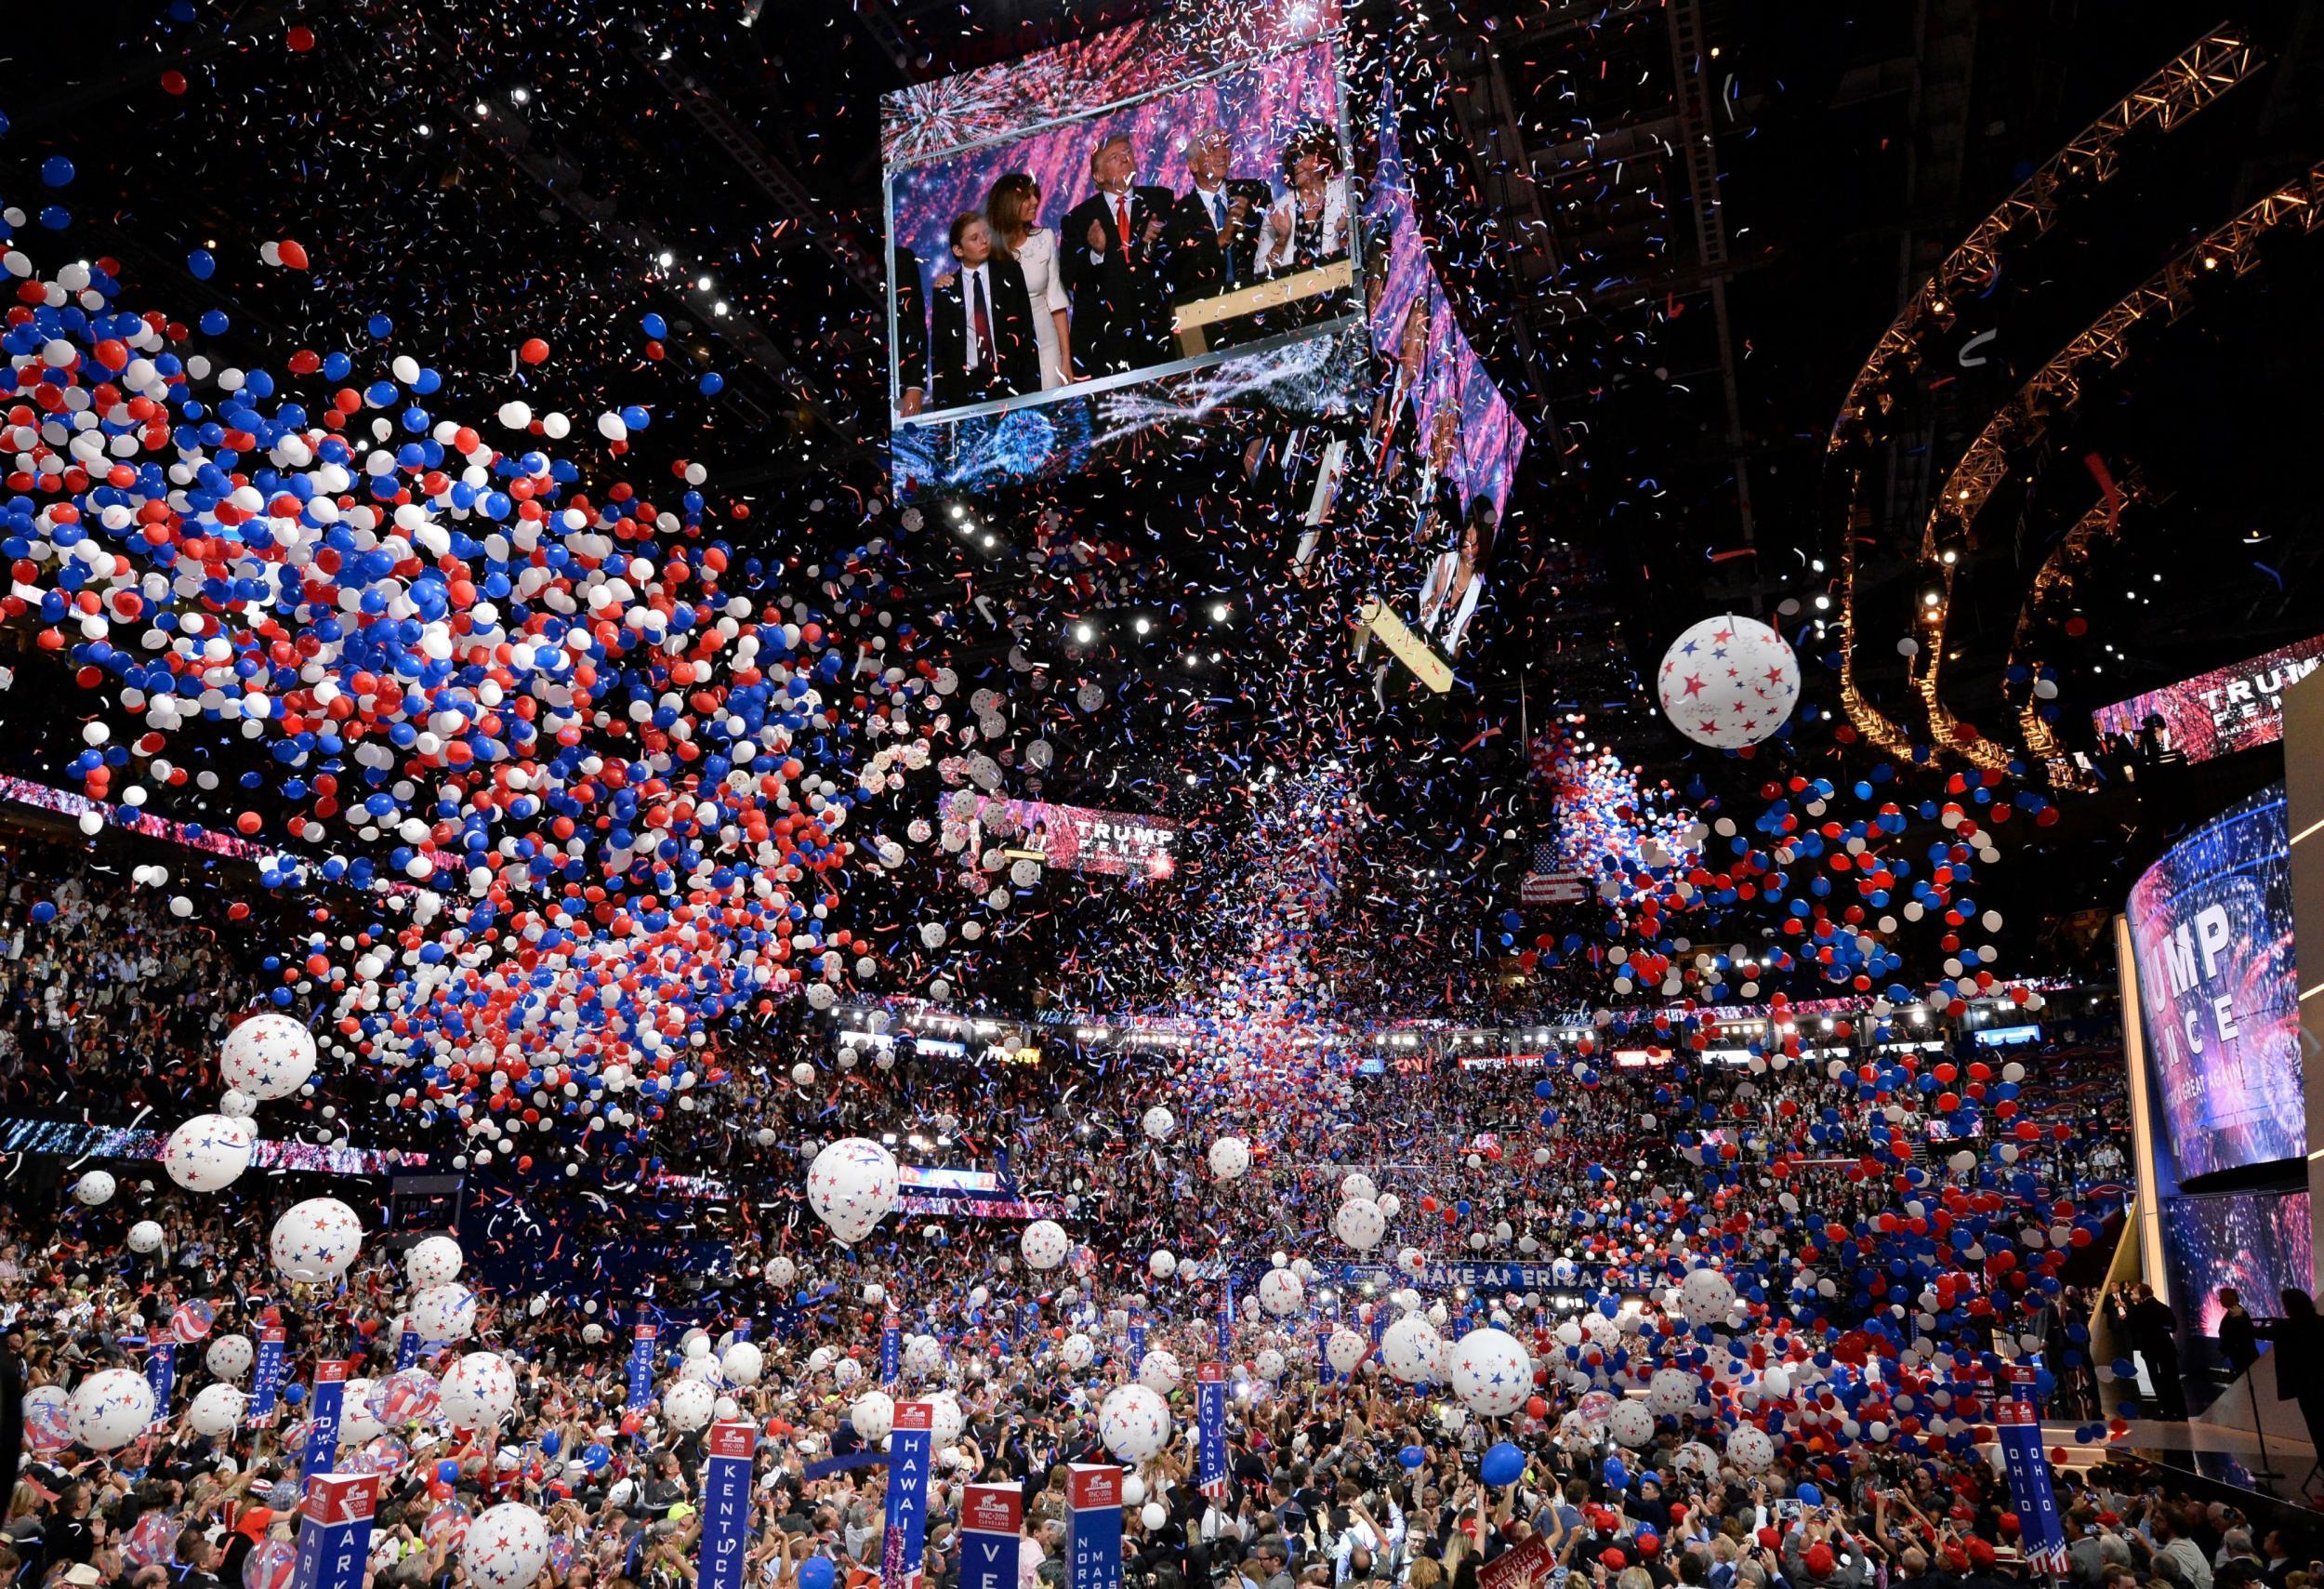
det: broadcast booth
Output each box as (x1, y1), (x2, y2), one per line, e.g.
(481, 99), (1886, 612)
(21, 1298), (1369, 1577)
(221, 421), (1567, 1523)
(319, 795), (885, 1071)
(2108, 660), (2324, 1497)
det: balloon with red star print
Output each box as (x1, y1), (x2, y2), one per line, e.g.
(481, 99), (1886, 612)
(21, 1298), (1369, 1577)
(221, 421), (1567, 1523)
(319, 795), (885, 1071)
(1656, 615), (1800, 748)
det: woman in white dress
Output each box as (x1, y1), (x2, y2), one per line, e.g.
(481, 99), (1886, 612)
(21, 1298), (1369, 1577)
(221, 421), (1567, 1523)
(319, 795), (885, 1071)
(1258, 124), (1352, 279)
(985, 173), (1075, 389)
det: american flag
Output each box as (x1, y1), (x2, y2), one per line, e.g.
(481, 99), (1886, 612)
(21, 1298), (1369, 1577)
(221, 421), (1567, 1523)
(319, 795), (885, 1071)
(1520, 841), (1586, 906)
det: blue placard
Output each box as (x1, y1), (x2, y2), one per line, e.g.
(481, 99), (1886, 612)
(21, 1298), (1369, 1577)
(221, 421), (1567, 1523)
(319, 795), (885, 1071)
(304, 1365), (347, 1476)
(1129, 1317), (1147, 1365)
(697, 1422), (759, 1589)
(881, 1312), (903, 1385)
(959, 1485), (1023, 1589)
(252, 1329), (287, 1420)
(1196, 1367), (1228, 1496)
(1317, 1323), (1335, 1384)
(291, 1474), (380, 1589)
(731, 1319), (752, 1343)
(395, 1331), (422, 1370)
(881, 1402), (934, 1589)
(627, 1324), (657, 1410)
(1067, 1465), (1124, 1589)
(1217, 1278), (1234, 1357)
(146, 1340), (176, 1427)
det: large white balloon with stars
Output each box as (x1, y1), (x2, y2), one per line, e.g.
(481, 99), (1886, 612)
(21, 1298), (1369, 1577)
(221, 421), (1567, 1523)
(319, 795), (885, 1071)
(1656, 615), (1799, 748)
(1446, 1327), (1532, 1417)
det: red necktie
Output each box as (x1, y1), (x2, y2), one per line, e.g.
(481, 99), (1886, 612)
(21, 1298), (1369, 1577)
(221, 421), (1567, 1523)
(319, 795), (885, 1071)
(1116, 196), (1133, 264)
(971, 272), (993, 374)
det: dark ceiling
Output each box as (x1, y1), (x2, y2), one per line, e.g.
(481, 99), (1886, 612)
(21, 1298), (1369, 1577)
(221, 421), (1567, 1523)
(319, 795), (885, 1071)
(0, 0), (2317, 1023)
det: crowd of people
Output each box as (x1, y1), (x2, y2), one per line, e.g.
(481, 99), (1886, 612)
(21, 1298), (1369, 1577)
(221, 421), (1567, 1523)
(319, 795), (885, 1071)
(0, 815), (2298, 1589)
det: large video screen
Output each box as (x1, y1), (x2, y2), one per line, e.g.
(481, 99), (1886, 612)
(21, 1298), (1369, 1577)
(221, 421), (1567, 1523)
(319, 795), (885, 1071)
(884, 0), (1367, 497)
(1343, 71), (1528, 662)
(2126, 784), (2303, 1185)
(2093, 631), (2324, 765)
(948, 790), (1184, 880)
(2161, 1189), (2314, 1334)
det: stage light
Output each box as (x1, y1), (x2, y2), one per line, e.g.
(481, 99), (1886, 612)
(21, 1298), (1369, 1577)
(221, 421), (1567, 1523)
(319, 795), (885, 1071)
(510, 86), (531, 105)
(1210, 602), (1230, 622)
(1073, 624), (1094, 643)
(1941, 550), (1958, 564)
(416, 124), (432, 138)
(982, 535), (997, 548)
(657, 251), (675, 267)
(697, 275), (714, 291)
(1134, 616), (1152, 635)
(1922, 591), (1942, 606)
(713, 301), (729, 316)
(1814, 595), (1829, 610)
(474, 102), (491, 118)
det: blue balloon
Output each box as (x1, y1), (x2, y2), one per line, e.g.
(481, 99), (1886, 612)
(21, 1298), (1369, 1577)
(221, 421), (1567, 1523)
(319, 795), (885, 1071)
(1603, 1454), (1628, 1490)
(438, 1459), (460, 1483)
(1398, 1445), (1425, 1469)
(798, 1560), (836, 1589)
(1795, 1482), (1822, 1507)
(41, 157), (74, 189)
(582, 1441), (612, 1472)
(187, 248), (217, 281)
(698, 372), (724, 395)
(1480, 1442), (1524, 1487)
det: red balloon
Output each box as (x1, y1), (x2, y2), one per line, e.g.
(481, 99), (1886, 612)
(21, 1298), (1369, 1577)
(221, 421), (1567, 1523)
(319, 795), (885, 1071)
(520, 338), (551, 364)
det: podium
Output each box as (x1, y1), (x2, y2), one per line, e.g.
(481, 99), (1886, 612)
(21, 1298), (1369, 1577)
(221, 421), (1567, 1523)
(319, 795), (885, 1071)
(1172, 258), (1355, 355)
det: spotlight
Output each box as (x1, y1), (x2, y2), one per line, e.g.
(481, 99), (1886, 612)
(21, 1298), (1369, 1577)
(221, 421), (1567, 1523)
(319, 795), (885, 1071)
(697, 275), (714, 291)
(1073, 624), (1094, 643)
(1134, 617), (1152, 635)
(509, 86), (531, 105)
(982, 535), (996, 548)
(712, 301), (729, 317)
(1209, 602), (1230, 622)
(657, 251), (675, 268)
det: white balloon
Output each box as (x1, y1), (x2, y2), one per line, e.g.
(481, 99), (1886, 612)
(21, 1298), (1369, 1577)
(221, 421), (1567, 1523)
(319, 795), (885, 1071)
(1340, 1173), (1377, 1204)
(663, 1379), (718, 1432)
(1326, 1329), (1367, 1375)
(1656, 615), (1801, 748)
(1334, 1198), (1386, 1251)
(462, 1503), (551, 1589)
(164, 1115), (255, 1192)
(1059, 1334), (1095, 1371)
(1253, 1349), (1286, 1382)
(1726, 1423), (1774, 1473)
(1380, 1315), (1443, 1384)
(270, 1198), (363, 1282)
(73, 1171), (116, 1207)
(1258, 1268), (1304, 1317)
(806, 1138), (901, 1245)
(1140, 1106), (1175, 1140)
(721, 1343), (765, 1386)
(1148, 1250), (1177, 1279)
(1446, 1328), (1531, 1417)
(850, 1391), (894, 1442)
(1608, 1400), (1656, 1448)
(404, 1235), (464, 1288)
(441, 1353), (519, 1430)
(1021, 1220), (1069, 1271)
(1208, 1137), (1251, 1180)
(411, 1282), (478, 1343)
(126, 1221), (165, 1254)
(1097, 1384), (1170, 1463)
(219, 1013), (318, 1100)
(205, 1334), (255, 1380)
(69, 1369), (155, 1450)
(188, 1383), (245, 1437)
(1137, 1350), (1182, 1396)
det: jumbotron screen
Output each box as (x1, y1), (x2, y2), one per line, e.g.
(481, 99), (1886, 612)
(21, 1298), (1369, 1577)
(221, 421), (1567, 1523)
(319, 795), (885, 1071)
(2125, 783), (2303, 1185)
(2161, 1189), (2313, 1334)
(2092, 630), (2324, 764)
(884, 0), (1367, 496)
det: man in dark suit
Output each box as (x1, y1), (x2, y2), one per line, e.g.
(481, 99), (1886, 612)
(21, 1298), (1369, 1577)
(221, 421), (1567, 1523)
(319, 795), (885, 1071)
(928, 213), (1040, 411)
(891, 241), (929, 417)
(1058, 134), (1177, 377)
(1167, 126), (1273, 304)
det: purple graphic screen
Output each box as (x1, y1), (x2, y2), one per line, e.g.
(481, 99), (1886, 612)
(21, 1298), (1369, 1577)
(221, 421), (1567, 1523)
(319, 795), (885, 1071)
(2161, 1189), (2314, 1334)
(1359, 73), (1525, 521)
(2126, 784), (2303, 1184)
(2093, 631), (2324, 765)
(883, 0), (1367, 497)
